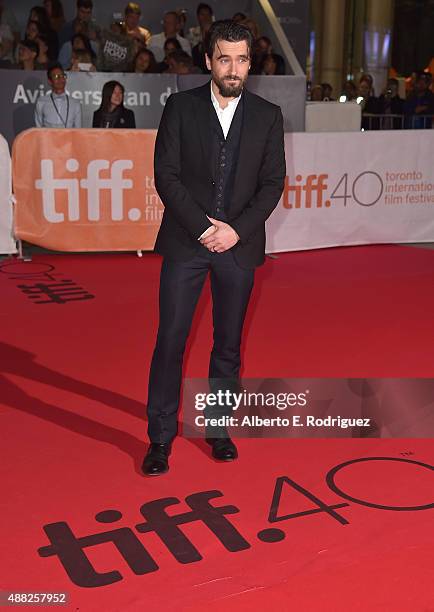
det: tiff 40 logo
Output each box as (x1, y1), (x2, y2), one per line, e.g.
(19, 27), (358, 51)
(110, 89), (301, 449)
(282, 172), (384, 209)
(35, 158), (144, 223)
(37, 456), (434, 588)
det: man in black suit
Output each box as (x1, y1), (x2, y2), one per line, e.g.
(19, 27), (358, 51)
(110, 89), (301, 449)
(143, 20), (285, 475)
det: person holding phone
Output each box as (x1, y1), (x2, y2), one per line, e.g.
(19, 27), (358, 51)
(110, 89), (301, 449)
(69, 48), (96, 71)
(92, 80), (136, 128)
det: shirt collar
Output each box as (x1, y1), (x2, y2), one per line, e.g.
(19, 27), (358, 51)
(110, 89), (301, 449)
(52, 92), (67, 98)
(210, 80), (242, 112)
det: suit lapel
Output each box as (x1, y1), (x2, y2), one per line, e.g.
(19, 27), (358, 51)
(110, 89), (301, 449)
(194, 82), (216, 180)
(231, 89), (258, 206)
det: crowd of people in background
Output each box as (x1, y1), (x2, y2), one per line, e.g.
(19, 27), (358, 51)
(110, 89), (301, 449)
(1, 0), (432, 130)
(308, 71), (434, 130)
(0, 0), (285, 76)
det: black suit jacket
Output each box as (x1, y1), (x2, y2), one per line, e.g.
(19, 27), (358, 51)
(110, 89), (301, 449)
(92, 106), (136, 128)
(153, 81), (285, 268)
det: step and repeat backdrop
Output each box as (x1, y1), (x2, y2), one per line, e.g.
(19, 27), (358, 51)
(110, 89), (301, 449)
(5, 129), (434, 253)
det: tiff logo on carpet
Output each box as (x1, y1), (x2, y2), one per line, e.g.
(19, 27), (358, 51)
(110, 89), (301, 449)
(37, 456), (434, 588)
(0, 261), (94, 304)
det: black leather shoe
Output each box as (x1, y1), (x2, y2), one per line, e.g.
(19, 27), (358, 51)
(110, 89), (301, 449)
(142, 443), (171, 476)
(206, 437), (238, 461)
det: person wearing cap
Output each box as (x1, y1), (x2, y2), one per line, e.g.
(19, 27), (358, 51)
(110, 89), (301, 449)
(34, 62), (82, 128)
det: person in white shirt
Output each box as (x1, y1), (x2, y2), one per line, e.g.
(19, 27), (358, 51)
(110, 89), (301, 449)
(147, 11), (191, 63)
(34, 63), (82, 128)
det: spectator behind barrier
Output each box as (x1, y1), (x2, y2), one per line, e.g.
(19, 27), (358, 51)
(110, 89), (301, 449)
(0, 18), (14, 65)
(358, 73), (375, 96)
(188, 3), (213, 48)
(377, 78), (404, 129)
(175, 8), (187, 38)
(358, 78), (380, 130)
(191, 3), (213, 73)
(310, 84), (323, 101)
(124, 2), (151, 48)
(261, 52), (285, 75)
(92, 80), (136, 128)
(16, 38), (39, 70)
(97, 20), (135, 72)
(59, 29), (97, 69)
(166, 49), (199, 74)
(59, 31), (96, 69)
(404, 71), (434, 129)
(133, 47), (157, 73)
(35, 33), (50, 69)
(0, 1), (20, 56)
(321, 82), (334, 100)
(157, 36), (181, 73)
(341, 80), (357, 101)
(34, 62), (82, 127)
(59, 0), (100, 48)
(147, 10), (191, 63)
(28, 5), (59, 59)
(43, 0), (65, 34)
(69, 48), (96, 71)
(253, 36), (285, 75)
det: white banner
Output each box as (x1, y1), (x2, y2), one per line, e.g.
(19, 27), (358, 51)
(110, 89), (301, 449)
(0, 134), (16, 254)
(266, 131), (434, 253)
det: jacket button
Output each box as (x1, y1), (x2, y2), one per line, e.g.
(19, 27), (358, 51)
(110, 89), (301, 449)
(211, 180), (215, 185)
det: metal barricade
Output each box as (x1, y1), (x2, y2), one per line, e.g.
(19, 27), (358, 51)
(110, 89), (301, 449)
(362, 113), (433, 130)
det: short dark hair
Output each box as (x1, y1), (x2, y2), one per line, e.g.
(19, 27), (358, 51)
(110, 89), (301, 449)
(47, 61), (64, 80)
(197, 3), (213, 16)
(77, 0), (93, 9)
(205, 19), (253, 58)
(168, 49), (192, 67)
(164, 36), (182, 51)
(20, 39), (39, 55)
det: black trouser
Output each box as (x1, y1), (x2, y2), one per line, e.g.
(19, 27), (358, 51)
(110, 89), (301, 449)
(146, 246), (254, 444)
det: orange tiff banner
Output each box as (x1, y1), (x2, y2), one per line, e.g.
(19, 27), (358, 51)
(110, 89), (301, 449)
(13, 128), (162, 251)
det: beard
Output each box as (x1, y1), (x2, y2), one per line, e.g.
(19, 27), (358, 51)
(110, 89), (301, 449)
(213, 73), (246, 98)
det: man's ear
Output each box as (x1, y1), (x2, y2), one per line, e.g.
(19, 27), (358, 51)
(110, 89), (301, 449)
(205, 53), (212, 71)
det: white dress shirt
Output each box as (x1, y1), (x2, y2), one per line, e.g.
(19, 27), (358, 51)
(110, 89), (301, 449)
(210, 81), (242, 138)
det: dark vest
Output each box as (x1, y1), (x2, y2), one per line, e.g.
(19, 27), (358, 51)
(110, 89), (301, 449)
(209, 94), (244, 221)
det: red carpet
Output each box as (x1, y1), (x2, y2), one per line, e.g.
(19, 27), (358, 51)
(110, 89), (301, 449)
(0, 245), (433, 611)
